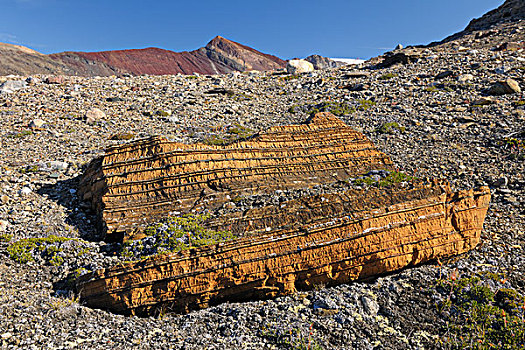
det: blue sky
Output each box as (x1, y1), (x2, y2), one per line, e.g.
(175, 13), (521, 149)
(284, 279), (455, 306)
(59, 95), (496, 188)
(0, 0), (503, 59)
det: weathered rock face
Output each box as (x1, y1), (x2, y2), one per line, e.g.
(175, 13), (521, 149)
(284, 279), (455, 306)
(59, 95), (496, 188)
(0, 80), (27, 93)
(305, 55), (345, 70)
(77, 113), (490, 316)
(376, 50), (421, 69)
(79, 112), (394, 241)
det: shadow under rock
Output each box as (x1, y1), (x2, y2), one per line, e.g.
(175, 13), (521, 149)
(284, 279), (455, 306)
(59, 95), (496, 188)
(37, 175), (101, 242)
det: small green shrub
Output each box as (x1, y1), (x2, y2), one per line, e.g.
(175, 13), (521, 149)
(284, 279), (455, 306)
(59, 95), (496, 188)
(7, 235), (73, 265)
(356, 99), (377, 111)
(20, 165), (39, 174)
(378, 73), (398, 80)
(354, 177), (376, 186)
(376, 122), (405, 134)
(0, 233), (12, 242)
(308, 101), (355, 117)
(425, 86), (439, 92)
(378, 171), (414, 186)
(204, 124), (255, 146)
(110, 133), (135, 140)
(121, 214), (237, 260)
(437, 273), (525, 349)
(10, 130), (32, 138)
(280, 74), (301, 81)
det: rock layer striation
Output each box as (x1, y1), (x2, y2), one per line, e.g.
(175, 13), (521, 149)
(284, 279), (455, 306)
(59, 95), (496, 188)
(79, 112), (393, 241)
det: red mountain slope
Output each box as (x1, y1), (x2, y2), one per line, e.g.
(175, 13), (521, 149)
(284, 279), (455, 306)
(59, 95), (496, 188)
(49, 36), (286, 76)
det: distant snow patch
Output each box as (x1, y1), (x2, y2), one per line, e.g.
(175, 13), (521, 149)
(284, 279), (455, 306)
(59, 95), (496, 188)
(331, 58), (365, 65)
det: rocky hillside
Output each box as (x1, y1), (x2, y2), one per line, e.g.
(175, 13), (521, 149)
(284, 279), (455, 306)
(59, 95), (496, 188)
(0, 43), (71, 76)
(1, 36), (286, 76)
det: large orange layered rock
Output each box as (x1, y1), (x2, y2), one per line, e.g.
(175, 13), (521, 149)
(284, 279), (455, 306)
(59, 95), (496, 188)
(77, 112), (490, 316)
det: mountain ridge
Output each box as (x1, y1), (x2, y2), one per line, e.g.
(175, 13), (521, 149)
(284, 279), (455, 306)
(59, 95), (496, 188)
(0, 36), (286, 77)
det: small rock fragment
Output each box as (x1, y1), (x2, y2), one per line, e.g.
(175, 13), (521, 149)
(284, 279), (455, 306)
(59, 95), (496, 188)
(435, 70), (454, 79)
(458, 74), (474, 82)
(487, 79), (521, 95)
(0, 80), (26, 93)
(361, 295), (380, 315)
(472, 97), (496, 105)
(85, 108), (106, 124)
(19, 187), (32, 196)
(29, 119), (45, 128)
(45, 76), (64, 84)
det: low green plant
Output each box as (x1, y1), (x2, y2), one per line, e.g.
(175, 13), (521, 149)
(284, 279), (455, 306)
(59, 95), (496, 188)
(121, 214), (237, 259)
(308, 101), (355, 117)
(10, 130), (32, 138)
(425, 86), (439, 92)
(7, 235), (74, 265)
(356, 99), (377, 111)
(49, 294), (79, 310)
(0, 233), (13, 242)
(20, 165), (39, 174)
(376, 122), (405, 134)
(354, 177), (376, 186)
(378, 73), (398, 80)
(288, 105), (299, 114)
(280, 74), (301, 81)
(204, 124), (255, 146)
(378, 171), (414, 186)
(436, 272), (525, 349)
(260, 323), (324, 350)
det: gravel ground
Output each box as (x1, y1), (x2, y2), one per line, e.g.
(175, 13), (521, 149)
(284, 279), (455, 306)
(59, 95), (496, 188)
(0, 20), (524, 349)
